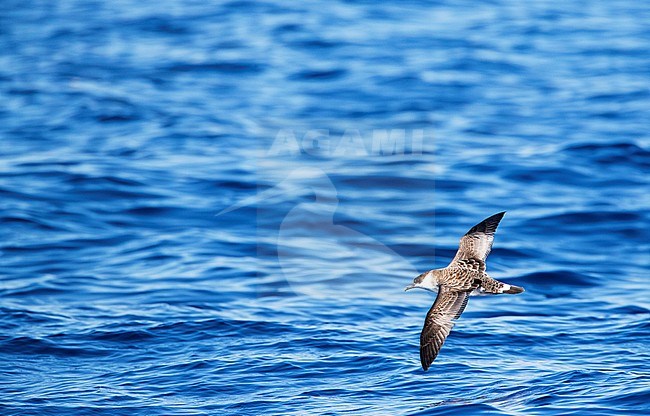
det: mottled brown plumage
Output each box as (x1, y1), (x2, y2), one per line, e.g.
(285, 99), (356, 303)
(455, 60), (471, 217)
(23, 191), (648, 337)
(405, 212), (525, 370)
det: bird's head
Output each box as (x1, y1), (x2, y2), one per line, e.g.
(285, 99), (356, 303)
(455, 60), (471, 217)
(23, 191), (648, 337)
(405, 270), (440, 292)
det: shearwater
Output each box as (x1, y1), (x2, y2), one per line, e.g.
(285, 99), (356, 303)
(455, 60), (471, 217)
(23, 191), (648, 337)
(405, 211), (524, 371)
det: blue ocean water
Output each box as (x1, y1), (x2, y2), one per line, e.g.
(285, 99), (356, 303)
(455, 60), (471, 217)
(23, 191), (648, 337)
(1, 0), (649, 414)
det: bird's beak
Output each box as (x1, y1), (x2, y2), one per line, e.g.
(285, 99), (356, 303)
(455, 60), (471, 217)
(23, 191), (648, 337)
(404, 284), (416, 291)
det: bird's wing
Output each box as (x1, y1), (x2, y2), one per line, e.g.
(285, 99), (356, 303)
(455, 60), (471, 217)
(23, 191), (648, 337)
(419, 286), (472, 370)
(449, 211), (506, 267)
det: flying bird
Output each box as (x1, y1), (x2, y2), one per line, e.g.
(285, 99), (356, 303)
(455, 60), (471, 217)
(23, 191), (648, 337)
(405, 212), (524, 370)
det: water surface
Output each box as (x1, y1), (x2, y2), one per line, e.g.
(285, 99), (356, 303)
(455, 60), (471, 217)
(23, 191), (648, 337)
(1, 1), (649, 414)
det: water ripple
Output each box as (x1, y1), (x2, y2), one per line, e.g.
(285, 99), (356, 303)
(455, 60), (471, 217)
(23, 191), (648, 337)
(1, 0), (649, 414)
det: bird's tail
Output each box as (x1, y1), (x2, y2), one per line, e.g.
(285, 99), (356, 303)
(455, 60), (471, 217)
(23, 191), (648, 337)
(502, 284), (524, 294)
(481, 277), (525, 294)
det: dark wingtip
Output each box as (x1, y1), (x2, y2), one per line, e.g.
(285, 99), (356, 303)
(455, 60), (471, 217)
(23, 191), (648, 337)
(465, 211), (507, 236)
(420, 348), (434, 371)
(504, 285), (524, 294)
